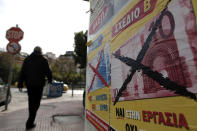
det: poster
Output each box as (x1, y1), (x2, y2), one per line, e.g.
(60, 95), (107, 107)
(87, 42), (110, 93)
(86, 24), (111, 130)
(110, 0), (197, 131)
(89, 0), (113, 37)
(86, 43), (111, 130)
(86, 0), (197, 131)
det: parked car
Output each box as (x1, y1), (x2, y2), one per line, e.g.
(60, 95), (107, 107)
(52, 80), (69, 92)
(63, 84), (69, 91)
(14, 82), (27, 88)
(0, 78), (11, 106)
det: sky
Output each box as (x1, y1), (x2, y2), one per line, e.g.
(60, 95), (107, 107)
(0, 0), (89, 57)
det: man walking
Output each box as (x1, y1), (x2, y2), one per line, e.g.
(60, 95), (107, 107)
(18, 46), (52, 130)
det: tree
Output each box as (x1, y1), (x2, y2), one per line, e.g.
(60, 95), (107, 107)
(73, 31), (87, 69)
(50, 56), (77, 85)
(0, 51), (26, 84)
(0, 52), (12, 83)
(12, 61), (22, 84)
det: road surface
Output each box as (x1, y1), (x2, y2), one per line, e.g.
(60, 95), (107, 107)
(0, 87), (84, 114)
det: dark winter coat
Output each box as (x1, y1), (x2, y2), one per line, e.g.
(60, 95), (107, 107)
(18, 51), (52, 88)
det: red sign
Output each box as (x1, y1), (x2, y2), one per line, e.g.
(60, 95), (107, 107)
(6, 42), (21, 55)
(6, 27), (24, 42)
(89, 5), (108, 35)
(111, 0), (157, 37)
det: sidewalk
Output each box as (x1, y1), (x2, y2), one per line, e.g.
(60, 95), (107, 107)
(0, 89), (85, 131)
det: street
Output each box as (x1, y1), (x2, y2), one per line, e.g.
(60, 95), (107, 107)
(0, 87), (84, 114)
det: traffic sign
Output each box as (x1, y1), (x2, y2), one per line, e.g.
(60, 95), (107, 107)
(6, 27), (24, 42)
(6, 42), (21, 55)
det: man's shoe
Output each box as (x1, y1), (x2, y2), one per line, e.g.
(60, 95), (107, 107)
(26, 123), (36, 130)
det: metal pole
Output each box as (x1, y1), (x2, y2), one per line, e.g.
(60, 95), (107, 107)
(72, 83), (74, 97)
(80, 68), (81, 88)
(4, 55), (15, 110)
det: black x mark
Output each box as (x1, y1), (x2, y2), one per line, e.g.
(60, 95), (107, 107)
(113, 54), (197, 105)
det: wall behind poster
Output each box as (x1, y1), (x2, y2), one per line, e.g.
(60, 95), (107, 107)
(86, 0), (197, 131)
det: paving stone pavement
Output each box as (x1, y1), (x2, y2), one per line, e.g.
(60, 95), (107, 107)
(0, 100), (84, 131)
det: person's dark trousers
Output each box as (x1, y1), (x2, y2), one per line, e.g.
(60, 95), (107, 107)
(26, 86), (44, 127)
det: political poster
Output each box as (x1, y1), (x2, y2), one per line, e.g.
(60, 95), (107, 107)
(86, 24), (111, 130)
(89, 0), (113, 38)
(87, 43), (110, 93)
(110, 0), (197, 131)
(85, 0), (197, 131)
